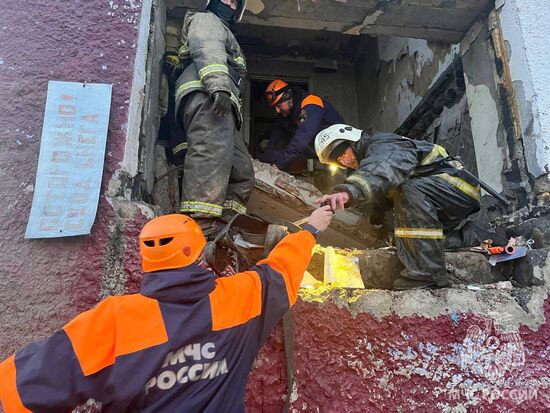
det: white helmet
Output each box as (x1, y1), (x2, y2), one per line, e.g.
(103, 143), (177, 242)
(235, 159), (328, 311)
(315, 124), (363, 165)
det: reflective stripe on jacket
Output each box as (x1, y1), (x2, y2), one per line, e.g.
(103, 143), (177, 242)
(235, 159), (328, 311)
(174, 10), (246, 127)
(0, 230), (315, 413)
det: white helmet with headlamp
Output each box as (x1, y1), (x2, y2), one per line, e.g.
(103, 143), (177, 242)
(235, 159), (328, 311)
(314, 124), (363, 166)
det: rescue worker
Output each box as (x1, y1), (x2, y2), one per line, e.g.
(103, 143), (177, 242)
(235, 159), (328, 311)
(314, 124), (482, 290)
(174, 0), (253, 237)
(261, 79), (344, 171)
(0, 207), (333, 412)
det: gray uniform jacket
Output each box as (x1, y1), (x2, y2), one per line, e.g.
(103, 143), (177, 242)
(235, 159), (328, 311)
(175, 10), (247, 127)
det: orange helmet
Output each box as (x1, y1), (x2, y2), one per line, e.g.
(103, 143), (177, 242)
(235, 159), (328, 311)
(264, 79), (292, 107)
(139, 214), (206, 272)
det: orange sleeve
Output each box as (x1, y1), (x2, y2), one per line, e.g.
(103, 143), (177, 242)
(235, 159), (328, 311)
(63, 294), (168, 376)
(209, 271), (263, 331)
(0, 355), (32, 413)
(301, 94), (324, 109)
(256, 230), (316, 305)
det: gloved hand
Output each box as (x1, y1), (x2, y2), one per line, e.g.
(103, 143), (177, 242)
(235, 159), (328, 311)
(163, 52), (183, 83)
(212, 91), (232, 117)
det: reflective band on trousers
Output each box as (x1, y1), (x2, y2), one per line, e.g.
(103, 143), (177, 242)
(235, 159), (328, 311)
(180, 201), (223, 217)
(434, 173), (481, 202)
(394, 228), (444, 239)
(420, 145), (449, 166)
(198, 64), (229, 81)
(223, 200), (246, 214)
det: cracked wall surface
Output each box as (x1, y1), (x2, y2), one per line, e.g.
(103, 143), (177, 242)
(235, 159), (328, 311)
(247, 254), (550, 412)
(0, 0), (147, 355)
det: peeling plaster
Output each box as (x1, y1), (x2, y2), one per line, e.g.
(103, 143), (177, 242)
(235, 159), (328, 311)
(368, 37), (461, 130)
(499, 0), (550, 177)
(464, 74), (504, 193)
(298, 250), (550, 332)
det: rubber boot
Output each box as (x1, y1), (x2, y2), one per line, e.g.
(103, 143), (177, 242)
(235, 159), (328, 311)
(392, 277), (436, 290)
(392, 270), (450, 290)
(194, 217), (225, 241)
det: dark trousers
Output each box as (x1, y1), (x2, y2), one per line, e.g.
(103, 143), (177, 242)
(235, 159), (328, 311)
(179, 92), (254, 219)
(393, 173), (480, 285)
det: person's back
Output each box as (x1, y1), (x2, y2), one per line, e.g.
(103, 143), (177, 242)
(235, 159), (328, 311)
(0, 210), (333, 412)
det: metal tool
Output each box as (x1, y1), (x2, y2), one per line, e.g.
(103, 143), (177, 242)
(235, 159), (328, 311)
(445, 156), (508, 206)
(414, 156), (509, 206)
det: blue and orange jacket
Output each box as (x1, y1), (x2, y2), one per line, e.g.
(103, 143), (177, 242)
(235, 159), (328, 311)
(0, 230), (316, 413)
(262, 88), (344, 170)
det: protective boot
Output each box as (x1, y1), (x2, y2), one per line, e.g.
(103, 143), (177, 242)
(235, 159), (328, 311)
(392, 269), (450, 290)
(193, 217), (225, 241)
(393, 277), (436, 290)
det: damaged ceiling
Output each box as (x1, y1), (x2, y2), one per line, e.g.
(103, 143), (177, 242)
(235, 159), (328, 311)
(169, 0), (494, 63)
(242, 0), (494, 43)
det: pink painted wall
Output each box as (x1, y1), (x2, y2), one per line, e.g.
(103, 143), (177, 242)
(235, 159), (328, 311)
(0, 0), (143, 353)
(246, 299), (550, 412)
(1, 1), (549, 413)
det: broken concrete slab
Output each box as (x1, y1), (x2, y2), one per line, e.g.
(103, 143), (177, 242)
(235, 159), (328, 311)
(446, 251), (514, 285)
(307, 246), (521, 290)
(506, 215), (550, 249)
(249, 160), (384, 249)
(357, 248), (404, 290)
(511, 248), (549, 287)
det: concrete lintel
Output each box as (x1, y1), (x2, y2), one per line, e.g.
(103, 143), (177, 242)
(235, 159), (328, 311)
(360, 25), (464, 43)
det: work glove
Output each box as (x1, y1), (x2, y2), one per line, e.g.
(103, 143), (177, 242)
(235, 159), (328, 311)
(163, 51), (183, 83)
(212, 91), (232, 118)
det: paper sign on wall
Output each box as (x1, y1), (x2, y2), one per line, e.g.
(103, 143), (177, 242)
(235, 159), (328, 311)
(25, 81), (112, 239)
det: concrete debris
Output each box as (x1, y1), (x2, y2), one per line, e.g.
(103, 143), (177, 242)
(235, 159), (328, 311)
(249, 160), (383, 249)
(305, 246), (524, 290)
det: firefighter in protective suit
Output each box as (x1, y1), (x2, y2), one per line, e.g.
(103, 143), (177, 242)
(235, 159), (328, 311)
(173, 0), (253, 236)
(0, 209), (333, 412)
(314, 124), (483, 290)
